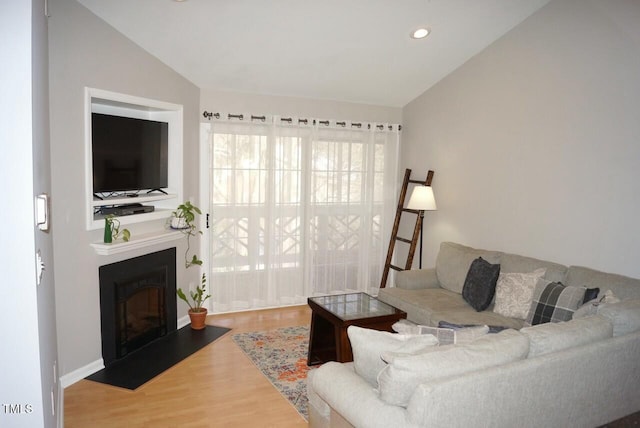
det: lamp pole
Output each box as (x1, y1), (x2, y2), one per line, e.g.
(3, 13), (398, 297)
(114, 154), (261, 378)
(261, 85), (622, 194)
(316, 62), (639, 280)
(418, 210), (425, 269)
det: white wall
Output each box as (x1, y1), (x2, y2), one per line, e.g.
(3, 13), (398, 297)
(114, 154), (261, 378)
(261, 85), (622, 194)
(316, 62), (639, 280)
(201, 89), (402, 124)
(0, 1), (57, 427)
(48, 0), (200, 379)
(48, 1), (402, 381)
(401, 0), (640, 278)
(32, 0), (61, 425)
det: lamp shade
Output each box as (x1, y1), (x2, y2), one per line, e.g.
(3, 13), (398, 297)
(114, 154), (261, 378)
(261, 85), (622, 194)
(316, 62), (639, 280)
(406, 186), (437, 211)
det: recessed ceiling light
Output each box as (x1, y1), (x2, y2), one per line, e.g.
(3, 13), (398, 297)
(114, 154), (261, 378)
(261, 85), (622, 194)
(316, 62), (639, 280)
(411, 28), (430, 40)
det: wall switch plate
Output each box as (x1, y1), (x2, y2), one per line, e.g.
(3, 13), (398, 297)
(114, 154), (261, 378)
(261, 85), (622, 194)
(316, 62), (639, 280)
(35, 193), (50, 231)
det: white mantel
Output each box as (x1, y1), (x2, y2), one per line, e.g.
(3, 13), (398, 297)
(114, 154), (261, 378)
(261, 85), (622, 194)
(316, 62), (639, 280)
(91, 229), (183, 255)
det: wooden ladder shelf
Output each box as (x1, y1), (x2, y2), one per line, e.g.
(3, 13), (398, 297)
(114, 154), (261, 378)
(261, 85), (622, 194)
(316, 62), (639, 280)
(379, 168), (434, 288)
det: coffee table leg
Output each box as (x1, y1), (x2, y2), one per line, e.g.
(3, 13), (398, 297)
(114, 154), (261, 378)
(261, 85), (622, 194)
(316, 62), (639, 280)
(336, 326), (353, 363)
(307, 312), (319, 365)
(307, 311), (336, 365)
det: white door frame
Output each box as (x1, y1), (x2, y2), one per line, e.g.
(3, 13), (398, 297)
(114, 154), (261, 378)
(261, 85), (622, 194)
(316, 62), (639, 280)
(199, 123), (213, 312)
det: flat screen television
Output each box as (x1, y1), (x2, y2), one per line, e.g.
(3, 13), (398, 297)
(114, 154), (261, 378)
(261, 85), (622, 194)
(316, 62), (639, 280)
(92, 113), (169, 194)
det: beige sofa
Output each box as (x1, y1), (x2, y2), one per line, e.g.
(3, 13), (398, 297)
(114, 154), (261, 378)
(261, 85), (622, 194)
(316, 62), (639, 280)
(308, 242), (640, 427)
(376, 242), (640, 330)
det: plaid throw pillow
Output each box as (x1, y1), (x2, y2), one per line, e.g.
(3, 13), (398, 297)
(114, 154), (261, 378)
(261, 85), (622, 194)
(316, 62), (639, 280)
(525, 279), (586, 326)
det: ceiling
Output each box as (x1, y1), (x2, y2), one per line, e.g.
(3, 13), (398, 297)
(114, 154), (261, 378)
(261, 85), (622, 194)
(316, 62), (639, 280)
(77, 0), (551, 107)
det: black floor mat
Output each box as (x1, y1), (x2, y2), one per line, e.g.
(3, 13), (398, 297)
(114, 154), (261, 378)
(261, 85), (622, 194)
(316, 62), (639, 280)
(86, 325), (231, 390)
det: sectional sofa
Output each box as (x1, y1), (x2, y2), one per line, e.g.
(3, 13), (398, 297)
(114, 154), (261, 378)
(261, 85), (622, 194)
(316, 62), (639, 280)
(307, 242), (640, 427)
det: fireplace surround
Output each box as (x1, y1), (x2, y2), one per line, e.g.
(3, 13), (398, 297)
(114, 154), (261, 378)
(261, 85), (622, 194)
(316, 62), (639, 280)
(98, 248), (177, 366)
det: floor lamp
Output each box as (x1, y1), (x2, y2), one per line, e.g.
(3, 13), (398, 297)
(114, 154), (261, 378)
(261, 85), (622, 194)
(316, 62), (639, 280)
(406, 185), (437, 269)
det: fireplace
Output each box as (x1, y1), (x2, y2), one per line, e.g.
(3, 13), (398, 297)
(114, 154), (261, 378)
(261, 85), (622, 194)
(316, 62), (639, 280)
(99, 248), (177, 366)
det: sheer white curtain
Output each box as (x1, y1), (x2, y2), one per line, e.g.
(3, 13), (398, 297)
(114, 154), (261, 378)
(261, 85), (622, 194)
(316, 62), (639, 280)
(204, 116), (399, 312)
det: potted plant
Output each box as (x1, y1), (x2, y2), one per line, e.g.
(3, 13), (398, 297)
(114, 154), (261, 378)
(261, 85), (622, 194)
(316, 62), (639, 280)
(176, 273), (210, 330)
(169, 201), (202, 268)
(103, 214), (131, 243)
(171, 201), (210, 329)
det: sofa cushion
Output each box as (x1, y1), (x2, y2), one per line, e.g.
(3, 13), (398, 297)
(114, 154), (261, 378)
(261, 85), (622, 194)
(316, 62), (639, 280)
(436, 242), (502, 294)
(395, 268), (440, 290)
(597, 299), (640, 336)
(462, 257), (501, 311)
(493, 268), (546, 320)
(431, 307), (524, 330)
(347, 325), (438, 387)
(573, 289), (620, 319)
(378, 287), (469, 326)
(564, 266), (640, 301)
(524, 279), (586, 326)
(520, 315), (613, 358)
(499, 252), (567, 283)
(379, 286), (524, 329)
(377, 329), (529, 407)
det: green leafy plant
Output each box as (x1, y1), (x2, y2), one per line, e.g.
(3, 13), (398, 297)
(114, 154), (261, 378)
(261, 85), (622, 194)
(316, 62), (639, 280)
(176, 273), (210, 312)
(105, 214), (130, 242)
(170, 201), (203, 268)
(172, 201), (211, 315)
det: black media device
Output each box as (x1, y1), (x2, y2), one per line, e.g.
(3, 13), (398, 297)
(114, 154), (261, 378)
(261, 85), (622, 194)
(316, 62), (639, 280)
(100, 204), (155, 217)
(92, 113), (169, 194)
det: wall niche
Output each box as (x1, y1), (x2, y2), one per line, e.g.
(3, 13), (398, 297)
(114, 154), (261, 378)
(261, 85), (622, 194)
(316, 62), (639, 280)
(84, 87), (184, 231)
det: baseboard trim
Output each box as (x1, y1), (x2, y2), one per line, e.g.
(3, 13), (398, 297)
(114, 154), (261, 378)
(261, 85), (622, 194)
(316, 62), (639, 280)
(60, 359), (104, 388)
(57, 383), (64, 428)
(177, 314), (190, 329)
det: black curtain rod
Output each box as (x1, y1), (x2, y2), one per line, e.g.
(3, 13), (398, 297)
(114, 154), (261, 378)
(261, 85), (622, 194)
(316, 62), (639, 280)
(202, 111), (219, 120)
(202, 110), (400, 131)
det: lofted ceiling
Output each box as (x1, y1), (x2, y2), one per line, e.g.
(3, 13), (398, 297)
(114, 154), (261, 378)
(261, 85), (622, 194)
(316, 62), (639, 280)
(76, 0), (551, 107)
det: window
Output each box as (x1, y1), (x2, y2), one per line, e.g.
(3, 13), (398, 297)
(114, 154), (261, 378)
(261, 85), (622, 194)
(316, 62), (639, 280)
(204, 118), (399, 312)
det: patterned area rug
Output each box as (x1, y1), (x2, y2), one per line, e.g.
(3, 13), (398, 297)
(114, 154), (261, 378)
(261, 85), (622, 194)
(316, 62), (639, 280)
(232, 325), (315, 420)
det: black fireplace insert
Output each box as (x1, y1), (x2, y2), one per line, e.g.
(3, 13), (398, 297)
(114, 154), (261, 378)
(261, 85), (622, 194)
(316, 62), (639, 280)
(99, 248), (177, 366)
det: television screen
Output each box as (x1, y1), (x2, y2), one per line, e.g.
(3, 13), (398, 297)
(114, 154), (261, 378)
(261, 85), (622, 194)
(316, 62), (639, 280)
(92, 113), (169, 194)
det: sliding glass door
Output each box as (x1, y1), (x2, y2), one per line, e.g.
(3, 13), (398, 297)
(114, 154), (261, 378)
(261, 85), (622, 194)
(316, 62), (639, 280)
(201, 117), (399, 312)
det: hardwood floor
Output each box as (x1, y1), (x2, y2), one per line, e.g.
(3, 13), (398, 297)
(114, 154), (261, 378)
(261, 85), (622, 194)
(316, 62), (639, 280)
(64, 304), (640, 427)
(64, 305), (312, 428)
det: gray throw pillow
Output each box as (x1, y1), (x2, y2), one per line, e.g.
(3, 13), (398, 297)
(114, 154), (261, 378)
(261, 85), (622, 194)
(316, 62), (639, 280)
(524, 280), (586, 326)
(462, 257), (501, 312)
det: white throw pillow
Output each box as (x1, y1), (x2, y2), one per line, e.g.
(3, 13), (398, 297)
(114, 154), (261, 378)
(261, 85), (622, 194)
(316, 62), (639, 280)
(381, 342), (448, 365)
(347, 326), (439, 387)
(377, 329), (529, 407)
(573, 289), (621, 319)
(597, 299), (640, 337)
(392, 319), (421, 335)
(493, 268), (546, 319)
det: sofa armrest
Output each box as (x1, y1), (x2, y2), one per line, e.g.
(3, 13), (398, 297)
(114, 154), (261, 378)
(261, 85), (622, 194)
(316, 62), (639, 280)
(311, 362), (414, 428)
(405, 331), (640, 427)
(395, 268), (440, 290)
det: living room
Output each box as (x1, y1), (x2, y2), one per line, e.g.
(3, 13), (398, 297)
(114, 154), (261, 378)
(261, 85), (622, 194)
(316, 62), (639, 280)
(3, 0), (640, 427)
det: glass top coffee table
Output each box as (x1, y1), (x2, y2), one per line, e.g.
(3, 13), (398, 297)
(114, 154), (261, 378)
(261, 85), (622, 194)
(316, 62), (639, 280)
(307, 292), (406, 366)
